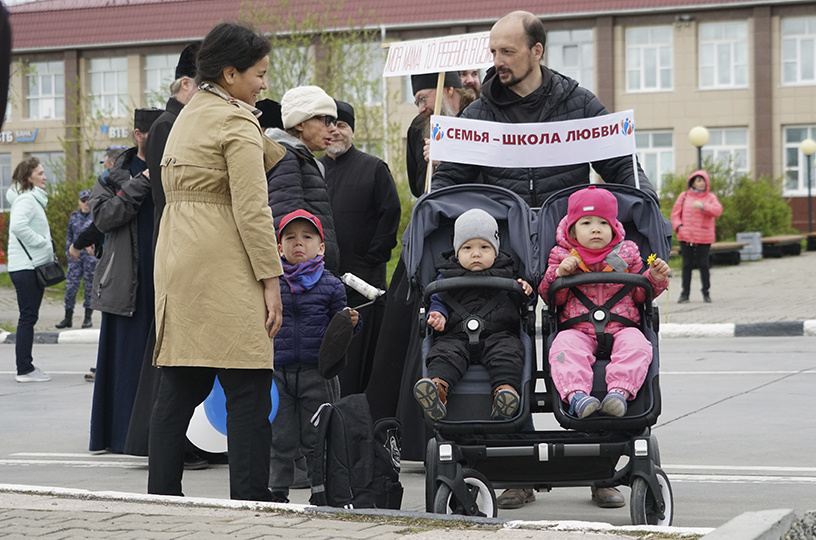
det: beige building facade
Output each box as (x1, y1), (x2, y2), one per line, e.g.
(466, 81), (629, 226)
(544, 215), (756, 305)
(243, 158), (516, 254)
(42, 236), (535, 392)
(3, 0), (816, 228)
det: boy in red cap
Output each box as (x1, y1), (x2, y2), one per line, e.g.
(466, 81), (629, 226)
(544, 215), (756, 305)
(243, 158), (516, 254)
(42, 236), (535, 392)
(269, 209), (359, 503)
(538, 186), (670, 419)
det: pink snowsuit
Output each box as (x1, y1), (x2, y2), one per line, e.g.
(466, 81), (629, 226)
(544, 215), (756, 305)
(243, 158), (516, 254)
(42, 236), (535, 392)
(538, 215), (668, 402)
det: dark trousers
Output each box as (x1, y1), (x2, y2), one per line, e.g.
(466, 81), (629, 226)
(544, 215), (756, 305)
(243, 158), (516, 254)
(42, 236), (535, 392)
(679, 241), (711, 296)
(148, 366), (274, 501)
(10, 270), (43, 376)
(426, 330), (524, 392)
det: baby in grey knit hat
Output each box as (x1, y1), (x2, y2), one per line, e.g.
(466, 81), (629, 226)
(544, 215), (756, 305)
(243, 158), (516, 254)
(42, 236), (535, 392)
(414, 208), (533, 422)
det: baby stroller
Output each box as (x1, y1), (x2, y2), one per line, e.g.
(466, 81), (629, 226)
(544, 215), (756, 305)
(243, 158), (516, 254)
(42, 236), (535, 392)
(405, 183), (674, 525)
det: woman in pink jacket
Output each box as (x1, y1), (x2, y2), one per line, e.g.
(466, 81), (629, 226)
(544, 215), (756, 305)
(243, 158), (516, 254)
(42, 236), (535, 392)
(538, 187), (670, 419)
(670, 170), (723, 303)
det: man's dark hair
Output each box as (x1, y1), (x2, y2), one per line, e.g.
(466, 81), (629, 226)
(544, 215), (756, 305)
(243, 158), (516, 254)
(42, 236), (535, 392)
(195, 22), (271, 85)
(521, 13), (547, 51)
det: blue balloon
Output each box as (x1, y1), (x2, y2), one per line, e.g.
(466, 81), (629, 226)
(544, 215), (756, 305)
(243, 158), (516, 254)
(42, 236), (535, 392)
(203, 376), (279, 436)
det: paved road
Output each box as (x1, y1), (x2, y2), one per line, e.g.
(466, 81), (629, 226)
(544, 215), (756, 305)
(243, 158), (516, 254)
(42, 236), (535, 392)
(2, 337), (815, 537)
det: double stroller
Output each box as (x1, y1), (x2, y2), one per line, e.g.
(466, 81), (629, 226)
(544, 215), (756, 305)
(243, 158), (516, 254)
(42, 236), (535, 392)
(402, 183), (674, 525)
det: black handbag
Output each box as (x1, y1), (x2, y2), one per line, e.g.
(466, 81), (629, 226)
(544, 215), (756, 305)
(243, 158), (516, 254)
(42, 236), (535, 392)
(17, 238), (66, 288)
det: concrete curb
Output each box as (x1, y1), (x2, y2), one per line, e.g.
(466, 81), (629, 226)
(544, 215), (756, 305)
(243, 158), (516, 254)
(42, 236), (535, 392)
(3, 321), (816, 345)
(0, 484), (714, 538)
(699, 508), (796, 540)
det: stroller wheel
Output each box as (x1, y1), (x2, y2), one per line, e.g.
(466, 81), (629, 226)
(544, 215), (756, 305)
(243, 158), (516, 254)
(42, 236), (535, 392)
(433, 468), (497, 518)
(630, 467), (673, 526)
(424, 439), (439, 513)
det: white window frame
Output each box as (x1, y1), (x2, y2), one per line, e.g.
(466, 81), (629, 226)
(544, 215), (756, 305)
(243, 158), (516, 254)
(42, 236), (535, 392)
(701, 128), (750, 175)
(26, 60), (64, 120)
(699, 21), (748, 89)
(635, 130), (674, 193)
(27, 151), (65, 184)
(782, 16), (816, 86)
(783, 125), (816, 195)
(626, 26), (673, 92)
(340, 42), (384, 106)
(547, 28), (595, 93)
(89, 57), (129, 118)
(144, 53), (176, 108)
(0, 153), (12, 212)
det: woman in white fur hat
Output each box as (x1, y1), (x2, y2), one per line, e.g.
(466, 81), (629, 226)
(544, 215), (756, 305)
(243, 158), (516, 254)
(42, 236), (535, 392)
(264, 86), (341, 274)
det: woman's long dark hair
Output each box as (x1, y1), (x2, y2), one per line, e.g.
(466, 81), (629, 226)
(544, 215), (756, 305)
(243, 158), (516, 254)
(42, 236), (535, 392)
(196, 22), (271, 85)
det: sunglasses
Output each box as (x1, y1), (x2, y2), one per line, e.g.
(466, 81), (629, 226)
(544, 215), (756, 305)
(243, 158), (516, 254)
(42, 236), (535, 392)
(315, 115), (337, 127)
(80, 198), (89, 203)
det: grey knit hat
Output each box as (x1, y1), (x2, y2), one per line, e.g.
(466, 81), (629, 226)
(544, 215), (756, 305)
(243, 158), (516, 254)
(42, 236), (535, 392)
(281, 86), (337, 129)
(453, 208), (500, 255)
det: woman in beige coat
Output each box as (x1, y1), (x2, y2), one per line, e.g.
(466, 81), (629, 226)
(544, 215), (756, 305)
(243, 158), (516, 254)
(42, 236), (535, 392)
(148, 22), (285, 501)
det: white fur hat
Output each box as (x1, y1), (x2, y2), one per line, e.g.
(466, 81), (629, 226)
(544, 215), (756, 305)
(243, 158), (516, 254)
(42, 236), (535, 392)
(281, 86), (337, 129)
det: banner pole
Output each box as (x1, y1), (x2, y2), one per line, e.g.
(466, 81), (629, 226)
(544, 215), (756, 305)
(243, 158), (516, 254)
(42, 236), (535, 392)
(425, 71), (445, 194)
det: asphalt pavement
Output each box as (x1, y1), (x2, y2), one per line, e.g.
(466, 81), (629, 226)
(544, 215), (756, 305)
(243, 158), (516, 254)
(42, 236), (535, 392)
(1, 250), (815, 539)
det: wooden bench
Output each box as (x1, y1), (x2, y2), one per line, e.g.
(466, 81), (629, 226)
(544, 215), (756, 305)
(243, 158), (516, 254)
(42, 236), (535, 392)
(669, 241), (749, 265)
(761, 234), (805, 258)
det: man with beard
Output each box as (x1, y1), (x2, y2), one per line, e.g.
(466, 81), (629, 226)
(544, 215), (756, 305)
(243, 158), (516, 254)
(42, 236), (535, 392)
(458, 69), (482, 101)
(432, 10), (656, 512)
(405, 72), (463, 197)
(433, 11), (655, 207)
(319, 100), (401, 396)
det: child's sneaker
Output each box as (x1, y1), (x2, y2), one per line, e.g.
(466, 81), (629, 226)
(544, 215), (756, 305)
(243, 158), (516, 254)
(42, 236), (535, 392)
(491, 384), (520, 419)
(413, 378), (448, 420)
(568, 392), (600, 418)
(599, 390), (628, 417)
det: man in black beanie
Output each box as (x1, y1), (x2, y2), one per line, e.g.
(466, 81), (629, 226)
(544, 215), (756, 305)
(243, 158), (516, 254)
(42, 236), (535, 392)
(319, 100), (400, 396)
(405, 71), (463, 197)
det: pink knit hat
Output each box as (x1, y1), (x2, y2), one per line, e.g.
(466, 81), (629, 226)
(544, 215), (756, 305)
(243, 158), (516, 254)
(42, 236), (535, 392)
(566, 186), (618, 230)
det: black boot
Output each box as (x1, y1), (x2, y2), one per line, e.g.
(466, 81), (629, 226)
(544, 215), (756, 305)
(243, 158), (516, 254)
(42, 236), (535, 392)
(82, 308), (93, 328)
(55, 309), (73, 329)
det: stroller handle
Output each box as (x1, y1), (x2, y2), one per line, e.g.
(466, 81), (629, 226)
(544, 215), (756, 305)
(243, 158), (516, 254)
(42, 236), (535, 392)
(547, 272), (655, 307)
(423, 276), (529, 304)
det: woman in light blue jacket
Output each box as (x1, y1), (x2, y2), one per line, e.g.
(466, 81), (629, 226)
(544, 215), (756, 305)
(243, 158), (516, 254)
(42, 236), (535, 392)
(7, 157), (55, 382)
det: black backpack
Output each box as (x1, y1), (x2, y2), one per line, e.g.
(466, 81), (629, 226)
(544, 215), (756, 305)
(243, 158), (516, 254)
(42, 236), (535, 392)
(309, 393), (403, 509)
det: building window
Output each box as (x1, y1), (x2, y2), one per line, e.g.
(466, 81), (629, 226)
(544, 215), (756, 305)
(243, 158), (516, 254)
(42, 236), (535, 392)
(268, 45), (312, 100)
(547, 28), (595, 93)
(26, 60), (64, 120)
(782, 16), (816, 85)
(699, 22), (748, 89)
(635, 131), (674, 192)
(701, 128), (749, 174)
(626, 26), (673, 92)
(784, 126), (816, 194)
(339, 42), (384, 106)
(89, 57), (128, 117)
(0, 153), (11, 212)
(27, 151), (65, 184)
(144, 53), (176, 108)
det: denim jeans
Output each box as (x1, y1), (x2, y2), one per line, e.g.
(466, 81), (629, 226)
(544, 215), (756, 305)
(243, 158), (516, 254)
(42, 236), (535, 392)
(10, 269), (44, 376)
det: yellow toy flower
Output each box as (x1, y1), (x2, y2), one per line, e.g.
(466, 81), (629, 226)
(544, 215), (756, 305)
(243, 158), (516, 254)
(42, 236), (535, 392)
(647, 253), (657, 266)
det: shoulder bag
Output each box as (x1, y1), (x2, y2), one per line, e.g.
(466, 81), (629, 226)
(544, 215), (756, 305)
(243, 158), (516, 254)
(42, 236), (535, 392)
(17, 238), (66, 288)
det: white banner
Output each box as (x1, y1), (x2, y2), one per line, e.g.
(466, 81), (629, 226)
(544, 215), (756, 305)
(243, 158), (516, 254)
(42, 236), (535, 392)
(428, 111), (637, 168)
(383, 32), (492, 77)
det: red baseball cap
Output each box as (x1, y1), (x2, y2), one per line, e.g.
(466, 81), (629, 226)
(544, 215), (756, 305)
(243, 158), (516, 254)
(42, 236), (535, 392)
(278, 209), (324, 241)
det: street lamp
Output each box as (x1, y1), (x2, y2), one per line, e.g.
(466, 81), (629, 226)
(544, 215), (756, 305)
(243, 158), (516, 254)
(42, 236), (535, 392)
(688, 126), (710, 170)
(801, 138), (816, 233)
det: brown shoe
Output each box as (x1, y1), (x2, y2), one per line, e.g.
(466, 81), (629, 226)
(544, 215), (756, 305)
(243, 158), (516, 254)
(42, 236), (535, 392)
(496, 488), (535, 509)
(591, 485), (625, 508)
(413, 378), (449, 420)
(491, 384), (520, 419)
